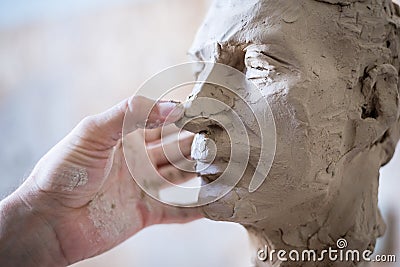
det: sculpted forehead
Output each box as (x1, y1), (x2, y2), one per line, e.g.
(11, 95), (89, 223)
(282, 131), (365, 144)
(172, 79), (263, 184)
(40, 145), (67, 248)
(190, 0), (303, 52)
(189, 0), (351, 70)
(188, 0), (374, 53)
(191, 0), (389, 56)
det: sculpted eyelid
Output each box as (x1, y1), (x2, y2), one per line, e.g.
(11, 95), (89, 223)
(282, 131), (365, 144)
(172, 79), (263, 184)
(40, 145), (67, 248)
(244, 44), (297, 70)
(258, 50), (292, 67)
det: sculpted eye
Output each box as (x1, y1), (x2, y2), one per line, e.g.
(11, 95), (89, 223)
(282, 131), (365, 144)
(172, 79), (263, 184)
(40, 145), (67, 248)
(245, 49), (275, 80)
(244, 44), (296, 87)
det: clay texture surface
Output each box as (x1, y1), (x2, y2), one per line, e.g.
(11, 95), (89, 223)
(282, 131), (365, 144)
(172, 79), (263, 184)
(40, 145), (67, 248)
(177, 0), (400, 266)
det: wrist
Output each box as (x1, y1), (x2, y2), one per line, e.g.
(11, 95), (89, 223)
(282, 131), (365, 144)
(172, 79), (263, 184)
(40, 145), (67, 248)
(0, 189), (68, 267)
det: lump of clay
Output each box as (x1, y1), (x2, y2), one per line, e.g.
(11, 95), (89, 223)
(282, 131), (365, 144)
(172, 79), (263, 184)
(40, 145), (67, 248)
(177, 0), (400, 266)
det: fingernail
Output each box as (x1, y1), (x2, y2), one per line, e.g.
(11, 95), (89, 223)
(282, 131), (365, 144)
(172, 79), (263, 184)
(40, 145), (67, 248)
(158, 101), (184, 121)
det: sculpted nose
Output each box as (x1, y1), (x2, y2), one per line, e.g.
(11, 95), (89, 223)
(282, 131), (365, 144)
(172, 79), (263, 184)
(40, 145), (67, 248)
(174, 60), (276, 192)
(175, 63), (237, 132)
(175, 64), (234, 175)
(178, 43), (246, 133)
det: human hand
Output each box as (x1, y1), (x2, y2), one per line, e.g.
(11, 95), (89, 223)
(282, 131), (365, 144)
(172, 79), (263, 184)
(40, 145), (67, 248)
(0, 96), (201, 266)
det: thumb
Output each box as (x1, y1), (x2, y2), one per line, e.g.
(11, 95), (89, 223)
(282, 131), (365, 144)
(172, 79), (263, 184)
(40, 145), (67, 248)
(75, 96), (184, 149)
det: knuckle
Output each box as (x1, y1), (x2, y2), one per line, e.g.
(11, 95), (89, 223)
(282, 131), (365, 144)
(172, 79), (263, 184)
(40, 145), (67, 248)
(130, 95), (146, 109)
(75, 115), (101, 138)
(79, 115), (97, 131)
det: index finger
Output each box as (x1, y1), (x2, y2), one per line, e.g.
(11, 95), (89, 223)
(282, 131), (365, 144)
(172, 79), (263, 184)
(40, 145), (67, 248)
(124, 96), (184, 134)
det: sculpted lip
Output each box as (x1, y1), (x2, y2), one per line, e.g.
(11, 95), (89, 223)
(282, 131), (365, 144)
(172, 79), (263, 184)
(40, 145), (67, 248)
(191, 129), (230, 177)
(191, 132), (215, 163)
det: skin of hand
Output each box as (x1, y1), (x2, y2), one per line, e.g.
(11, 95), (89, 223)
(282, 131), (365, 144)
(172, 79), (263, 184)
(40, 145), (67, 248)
(0, 96), (201, 266)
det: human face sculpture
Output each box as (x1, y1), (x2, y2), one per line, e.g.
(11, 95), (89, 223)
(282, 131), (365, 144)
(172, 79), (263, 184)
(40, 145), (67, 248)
(178, 0), (400, 251)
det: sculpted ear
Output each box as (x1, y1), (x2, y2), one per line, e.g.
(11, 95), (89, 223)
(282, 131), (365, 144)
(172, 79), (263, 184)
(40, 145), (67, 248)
(361, 64), (399, 127)
(357, 64), (400, 165)
(351, 64), (399, 149)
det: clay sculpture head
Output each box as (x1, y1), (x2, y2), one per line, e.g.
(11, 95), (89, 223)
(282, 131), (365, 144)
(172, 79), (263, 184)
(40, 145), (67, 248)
(177, 0), (400, 265)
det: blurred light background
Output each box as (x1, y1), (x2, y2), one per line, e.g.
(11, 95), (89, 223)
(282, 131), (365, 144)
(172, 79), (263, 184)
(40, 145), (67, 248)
(0, 1), (398, 266)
